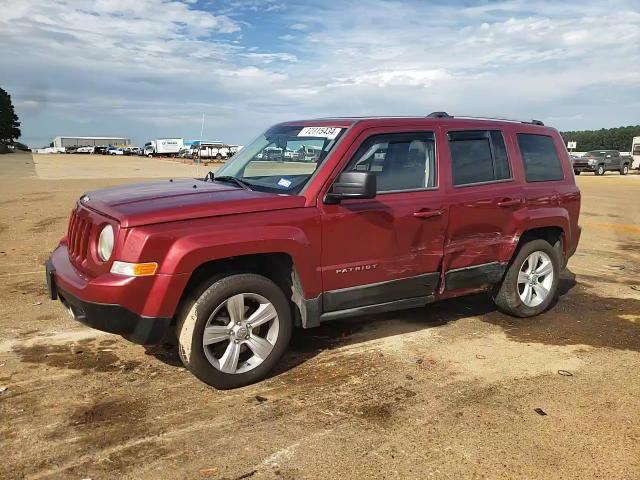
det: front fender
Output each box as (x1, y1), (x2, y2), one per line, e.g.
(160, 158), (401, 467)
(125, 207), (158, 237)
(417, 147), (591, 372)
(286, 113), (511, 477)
(121, 208), (322, 301)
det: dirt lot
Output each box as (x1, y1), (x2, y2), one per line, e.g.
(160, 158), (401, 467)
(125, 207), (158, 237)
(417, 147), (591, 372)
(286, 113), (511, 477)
(1, 152), (639, 480)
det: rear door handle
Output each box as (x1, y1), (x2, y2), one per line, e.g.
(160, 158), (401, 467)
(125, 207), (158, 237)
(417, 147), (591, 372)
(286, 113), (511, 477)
(413, 209), (443, 219)
(496, 198), (522, 208)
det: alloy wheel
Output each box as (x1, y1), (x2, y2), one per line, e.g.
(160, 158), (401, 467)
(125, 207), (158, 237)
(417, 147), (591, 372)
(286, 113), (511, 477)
(517, 251), (554, 307)
(202, 293), (279, 374)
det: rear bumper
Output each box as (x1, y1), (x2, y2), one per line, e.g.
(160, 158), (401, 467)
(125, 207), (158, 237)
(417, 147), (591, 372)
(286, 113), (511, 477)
(46, 260), (171, 344)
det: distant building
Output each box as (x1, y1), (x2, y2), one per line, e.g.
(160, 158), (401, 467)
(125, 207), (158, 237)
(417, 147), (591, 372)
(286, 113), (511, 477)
(52, 136), (131, 148)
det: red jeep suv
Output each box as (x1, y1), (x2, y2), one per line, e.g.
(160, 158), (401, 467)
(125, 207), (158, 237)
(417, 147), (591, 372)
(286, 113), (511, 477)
(46, 112), (581, 389)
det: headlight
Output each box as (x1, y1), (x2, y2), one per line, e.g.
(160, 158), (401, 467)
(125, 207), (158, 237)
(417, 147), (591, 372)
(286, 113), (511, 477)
(588, 158), (597, 165)
(97, 225), (114, 261)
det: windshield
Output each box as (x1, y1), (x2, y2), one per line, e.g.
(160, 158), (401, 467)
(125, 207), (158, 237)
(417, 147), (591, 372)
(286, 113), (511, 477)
(213, 125), (345, 194)
(585, 151), (607, 157)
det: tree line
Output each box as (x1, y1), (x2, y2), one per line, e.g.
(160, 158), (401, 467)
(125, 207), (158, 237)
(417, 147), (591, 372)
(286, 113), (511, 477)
(561, 125), (640, 152)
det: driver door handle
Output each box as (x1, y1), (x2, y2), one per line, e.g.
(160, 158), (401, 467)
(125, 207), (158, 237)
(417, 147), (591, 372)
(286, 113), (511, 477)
(413, 209), (443, 219)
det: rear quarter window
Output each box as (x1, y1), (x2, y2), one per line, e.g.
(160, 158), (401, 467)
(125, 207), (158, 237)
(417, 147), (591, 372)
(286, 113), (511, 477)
(517, 134), (564, 182)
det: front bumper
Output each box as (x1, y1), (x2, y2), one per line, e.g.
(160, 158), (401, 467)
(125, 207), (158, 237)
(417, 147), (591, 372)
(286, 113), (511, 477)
(573, 164), (596, 172)
(46, 254), (175, 345)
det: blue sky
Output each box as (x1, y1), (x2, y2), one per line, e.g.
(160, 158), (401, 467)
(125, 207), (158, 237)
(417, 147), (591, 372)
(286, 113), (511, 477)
(1, 0), (639, 147)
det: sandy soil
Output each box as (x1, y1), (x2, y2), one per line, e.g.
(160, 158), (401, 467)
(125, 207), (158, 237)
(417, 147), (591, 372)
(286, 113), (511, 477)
(0, 152), (639, 480)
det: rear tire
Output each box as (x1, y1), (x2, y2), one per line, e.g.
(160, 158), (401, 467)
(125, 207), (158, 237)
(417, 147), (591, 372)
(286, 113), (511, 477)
(596, 164), (605, 176)
(493, 239), (561, 318)
(620, 163), (629, 175)
(176, 273), (292, 389)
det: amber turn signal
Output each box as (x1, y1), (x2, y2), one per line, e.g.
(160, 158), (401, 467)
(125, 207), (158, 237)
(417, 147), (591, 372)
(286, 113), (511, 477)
(110, 261), (158, 277)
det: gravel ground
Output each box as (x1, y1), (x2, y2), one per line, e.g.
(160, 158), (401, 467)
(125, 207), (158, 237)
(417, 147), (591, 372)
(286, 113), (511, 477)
(0, 152), (639, 480)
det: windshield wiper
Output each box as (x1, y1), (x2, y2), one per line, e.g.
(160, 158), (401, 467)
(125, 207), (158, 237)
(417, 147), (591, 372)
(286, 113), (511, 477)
(211, 175), (252, 190)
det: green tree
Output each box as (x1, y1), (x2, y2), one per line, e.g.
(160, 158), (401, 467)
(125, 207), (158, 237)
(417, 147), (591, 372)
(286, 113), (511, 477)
(0, 87), (21, 144)
(561, 125), (640, 152)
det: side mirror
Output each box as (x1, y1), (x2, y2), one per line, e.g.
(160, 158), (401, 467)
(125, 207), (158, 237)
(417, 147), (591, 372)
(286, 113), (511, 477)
(325, 171), (376, 203)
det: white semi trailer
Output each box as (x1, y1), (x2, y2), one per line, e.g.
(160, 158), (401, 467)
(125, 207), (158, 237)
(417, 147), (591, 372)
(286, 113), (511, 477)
(144, 138), (184, 158)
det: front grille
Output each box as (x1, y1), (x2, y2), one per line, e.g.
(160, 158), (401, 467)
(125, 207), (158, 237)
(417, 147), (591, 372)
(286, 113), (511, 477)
(67, 208), (93, 264)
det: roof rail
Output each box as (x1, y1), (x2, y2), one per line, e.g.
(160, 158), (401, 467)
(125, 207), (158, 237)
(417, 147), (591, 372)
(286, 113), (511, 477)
(432, 112), (545, 126)
(426, 111), (452, 118)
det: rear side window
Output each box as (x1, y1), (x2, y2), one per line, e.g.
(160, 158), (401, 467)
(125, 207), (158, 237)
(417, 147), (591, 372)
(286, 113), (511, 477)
(517, 134), (564, 182)
(448, 130), (511, 186)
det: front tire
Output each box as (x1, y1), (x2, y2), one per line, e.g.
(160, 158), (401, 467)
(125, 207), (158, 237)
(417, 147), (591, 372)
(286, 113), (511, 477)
(493, 239), (561, 318)
(596, 164), (605, 176)
(176, 273), (292, 389)
(573, 170), (581, 175)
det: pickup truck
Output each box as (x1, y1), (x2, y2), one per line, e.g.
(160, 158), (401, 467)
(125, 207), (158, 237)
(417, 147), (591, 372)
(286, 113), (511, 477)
(46, 113), (581, 389)
(572, 150), (630, 175)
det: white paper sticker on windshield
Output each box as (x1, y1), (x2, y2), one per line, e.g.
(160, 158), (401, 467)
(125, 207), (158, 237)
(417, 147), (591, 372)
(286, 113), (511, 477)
(277, 178), (292, 188)
(297, 126), (341, 139)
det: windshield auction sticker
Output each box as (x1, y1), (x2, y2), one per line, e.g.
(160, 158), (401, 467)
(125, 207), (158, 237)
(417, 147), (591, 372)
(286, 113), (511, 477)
(297, 127), (342, 139)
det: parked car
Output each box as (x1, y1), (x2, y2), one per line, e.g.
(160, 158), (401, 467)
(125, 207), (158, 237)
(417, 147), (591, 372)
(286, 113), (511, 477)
(178, 146), (196, 158)
(45, 113), (581, 389)
(93, 146), (108, 155)
(108, 147), (125, 156)
(572, 150), (630, 175)
(75, 146), (95, 154)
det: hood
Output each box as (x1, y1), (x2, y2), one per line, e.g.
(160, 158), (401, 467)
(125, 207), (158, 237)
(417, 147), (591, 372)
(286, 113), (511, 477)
(81, 179), (306, 227)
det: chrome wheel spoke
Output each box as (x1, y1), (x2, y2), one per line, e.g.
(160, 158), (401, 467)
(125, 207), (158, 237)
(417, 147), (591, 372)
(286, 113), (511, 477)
(203, 325), (230, 345)
(219, 341), (241, 373)
(536, 261), (553, 277)
(245, 334), (274, 360)
(522, 284), (534, 305)
(226, 294), (245, 324)
(526, 252), (539, 273)
(533, 283), (549, 300)
(517, 271), (529, 285)
(247, 303), (277, 328)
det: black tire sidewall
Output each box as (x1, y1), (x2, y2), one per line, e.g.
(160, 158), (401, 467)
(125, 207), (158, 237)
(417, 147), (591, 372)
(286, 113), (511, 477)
(597, 165), (605, 175)
(178, 274), (292, 389)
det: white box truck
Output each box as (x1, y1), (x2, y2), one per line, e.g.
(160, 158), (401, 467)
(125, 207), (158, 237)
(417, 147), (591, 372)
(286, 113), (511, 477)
(144, 138), (184, 157)
(631, 136), (640, 170)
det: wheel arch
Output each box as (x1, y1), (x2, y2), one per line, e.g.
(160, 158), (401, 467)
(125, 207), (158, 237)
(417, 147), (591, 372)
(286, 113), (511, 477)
(511, 225), (565, 264)
(175, 252), (309, 328)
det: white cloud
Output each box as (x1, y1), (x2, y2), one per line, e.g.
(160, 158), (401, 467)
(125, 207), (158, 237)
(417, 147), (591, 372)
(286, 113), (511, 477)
(289, 23), (308, 30)
(1, 0), (639, 147)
